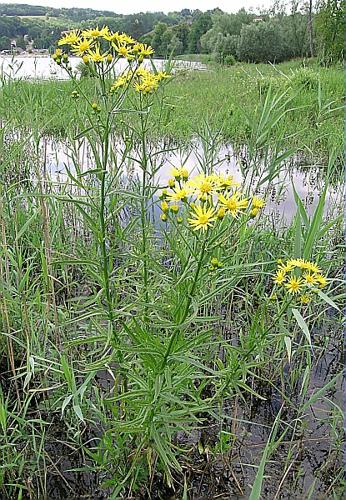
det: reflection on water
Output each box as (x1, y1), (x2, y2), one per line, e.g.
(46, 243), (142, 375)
(0, 56), (204, 80)
(41, 137), (342, 225)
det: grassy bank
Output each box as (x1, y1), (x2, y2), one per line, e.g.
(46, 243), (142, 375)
(0, 60), (343, 161)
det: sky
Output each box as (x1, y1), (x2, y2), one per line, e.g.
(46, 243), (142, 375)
(2, 0), (273, 15)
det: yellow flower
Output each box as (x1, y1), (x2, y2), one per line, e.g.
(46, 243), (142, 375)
(187, 174), (216, 199)
(170, 204), (179, 213)
(82, 54), (89, 64)
(287, 258), (305, 268)
(88, 47), (108, 63)
(315, 274), (327, 289)
(171, 167), (182, 179)
(54, 48), (63, 57)
(210, 257), (222, 268)
(171, 167), (188, 180)
(303, 273), (317, 286)
(300, 294), (311, 304)
(289, 258), (321, 274)
(216, 174), (240, 190)
(160, 201), (169, 213)
(82, 27), (110, 39)
(111, 77), (126, 92)
(134, 76), (159, 93)
(279, 261), (295, 273)
(156, 71), (171, 81)
(167, 187), (191, 202)
(188, 205), (216, 232)
(218, 192), (248, 218)
(159, 189), (167, 199)
(285, 277), (303, 294)
(58, 30), (80, 46)
(217, 207), (226, 220)
(168, 179), (175, 188)
(252, 196), (265, 209)
(180, 168), (189, 179)
(133, 43), (154, 60)
(273, 269), (286, 285)
(104, 31), (123, 43)
(72, 38), (93, 56)
(114, 33), (136, 45)
(304, 261), (322, 274)
(160, 213), (167, 222)
(115, 44), (134, 61)
(250, 207), (260, 218)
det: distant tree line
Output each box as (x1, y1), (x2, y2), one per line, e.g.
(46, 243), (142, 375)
(0, 2), (343, 64)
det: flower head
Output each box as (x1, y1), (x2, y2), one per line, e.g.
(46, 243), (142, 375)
(82, 27), (110, 39)
(58, 30), (80, 46)
(88, 46), (108, 63)
(218, 192), (248, 218)
(300, 294), (311, 304)
(273, 269), (286, 285)
(315, 274), (327, 289)
(188, 205), (216, 232)
(167, 186), (192, 202)
(252, 196), (265, 209)
(187, 174), (217, 199)
(303, 273), (317, 286)
(160, 201), (169, 213)
(285, 277), (303, 294)
(72, 38), (93, 56)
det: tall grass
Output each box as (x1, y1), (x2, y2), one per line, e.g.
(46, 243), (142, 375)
(0, 60), (343, 162)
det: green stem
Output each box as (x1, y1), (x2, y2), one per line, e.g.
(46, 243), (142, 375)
(139, 93), (150, 322)
(160, 234), (208, 372)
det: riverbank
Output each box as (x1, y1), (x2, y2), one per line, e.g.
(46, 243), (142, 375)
(0, 60), (343, 162)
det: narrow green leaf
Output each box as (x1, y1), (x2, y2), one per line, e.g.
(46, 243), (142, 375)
(292, 308), (311, 347)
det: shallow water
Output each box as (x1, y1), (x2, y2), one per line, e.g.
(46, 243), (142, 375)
(0, 55), (204, 80)
(41, 137), (342, 225)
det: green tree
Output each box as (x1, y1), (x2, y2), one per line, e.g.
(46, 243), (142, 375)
(151, 22), (168, 56)
(168, 34), (183, 55)
(0, 36), (11, 51)
(188, 12), (212, 53)
(238, 20), (288, 63)
(315, 0), (344, 63)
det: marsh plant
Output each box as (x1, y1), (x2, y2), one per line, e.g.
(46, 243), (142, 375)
(0, 26), (343, 498)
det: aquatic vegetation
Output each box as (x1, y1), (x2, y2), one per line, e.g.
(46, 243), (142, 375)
(0, 27), (343, 499)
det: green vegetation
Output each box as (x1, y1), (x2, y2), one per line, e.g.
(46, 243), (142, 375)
(0, 22), (344, 500)
(0, 1), (343, 64)
(0, 60), (343, 161)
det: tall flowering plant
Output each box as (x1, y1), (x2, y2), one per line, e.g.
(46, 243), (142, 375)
(50, 27), (332, 493)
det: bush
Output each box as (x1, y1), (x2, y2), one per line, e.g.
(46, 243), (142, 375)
(224, 54), (236, 66)
(238, 21), (288, 63)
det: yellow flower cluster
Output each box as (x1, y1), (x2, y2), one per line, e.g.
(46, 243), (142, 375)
(273, 258), (327, 303)
(110, 68), (170, 94)
(53, 26), (154, 65)
(159, 169), (265, 230)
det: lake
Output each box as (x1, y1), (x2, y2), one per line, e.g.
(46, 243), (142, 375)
(0, 55), (204, 80)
